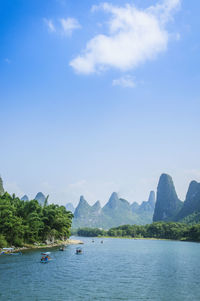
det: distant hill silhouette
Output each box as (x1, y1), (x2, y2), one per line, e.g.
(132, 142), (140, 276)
(1, 173), (200, 227)
(176, 181), (200, 222)
(21, 195), (29, 201)
(34, 192), (47, 206)
(153, 174), (182, 222)
(72, 191), (155, 229)
(66, 202), (75, 213)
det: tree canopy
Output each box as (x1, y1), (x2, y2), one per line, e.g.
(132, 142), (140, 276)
(76, 222), (200, 242)
(0, 193), (73, 247)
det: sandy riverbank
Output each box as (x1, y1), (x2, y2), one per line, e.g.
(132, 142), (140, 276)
(1, 239), (84, 253)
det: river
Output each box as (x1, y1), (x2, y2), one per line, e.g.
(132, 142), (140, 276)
(0, 237), (200, 301)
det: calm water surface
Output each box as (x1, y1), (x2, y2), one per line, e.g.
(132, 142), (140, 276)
(0, 237), (200, 301)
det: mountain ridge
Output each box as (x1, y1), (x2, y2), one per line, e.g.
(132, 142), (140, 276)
(72, 191), (155, 229)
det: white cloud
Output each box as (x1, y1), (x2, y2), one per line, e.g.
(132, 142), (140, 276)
(112, 75), (135, 88)
(70, 0), (181, 74)
(44, 18), (56, 33)
(148, 0), (181, 23)
(60, 18), (81, 36)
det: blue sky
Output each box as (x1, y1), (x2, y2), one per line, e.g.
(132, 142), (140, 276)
(0, 0), (200, 206)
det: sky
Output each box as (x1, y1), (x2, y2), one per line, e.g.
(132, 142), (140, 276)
(0, 0), (200, 206)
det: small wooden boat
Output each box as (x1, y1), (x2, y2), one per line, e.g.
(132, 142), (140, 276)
(0, 248), (21, 255)
(76, 247), (82, 254)
(59, 247), (65, 251)
(40, 256), (51, 263)
(40, 259), (50, 264)
(41, 252), (51, 256)
(1, 248), (14, 255)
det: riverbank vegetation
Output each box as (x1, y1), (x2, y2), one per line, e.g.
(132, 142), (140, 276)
(0, 193), (73, 247)
(74, 222), (200, 242)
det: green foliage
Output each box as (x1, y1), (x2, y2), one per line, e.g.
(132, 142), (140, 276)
(77, 227), (106, 237)
(0, 193), (73, 246)
(76, 222), (200, 242)
(0, 234), (7, 248)
(180, 211), (200, 225)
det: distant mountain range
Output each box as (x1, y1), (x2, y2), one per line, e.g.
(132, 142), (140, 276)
(71, 191), (155, 229)
(68, 173), (200, 228)
(0, 177), (48, 206)
(1, 172), (200, 228)
(153, 174), (200, 224)
(20, 192), (48, 206)
(21, 195), (29, 201)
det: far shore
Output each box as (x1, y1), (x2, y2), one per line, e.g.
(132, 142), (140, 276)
(74, 234), (171, 240)
(0, 239), (84, 253)
(84, 235), (192, 242)
(87, 235), (171, 241)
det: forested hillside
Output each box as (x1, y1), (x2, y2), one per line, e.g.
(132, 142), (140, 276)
(0, 192), (73, 247)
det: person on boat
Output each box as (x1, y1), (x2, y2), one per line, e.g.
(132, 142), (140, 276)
(41, 256), (45, 261)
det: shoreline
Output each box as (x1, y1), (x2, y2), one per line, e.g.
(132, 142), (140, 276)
(80, 235), (196, 243)
(87, 236), (171, 241)
(100, 236), (168, 240)
(1, 239), (84, 253)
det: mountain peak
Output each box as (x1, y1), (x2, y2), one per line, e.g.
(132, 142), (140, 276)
(92, 200), (101, 209)
(153, 173), (182, 222)
(73, 196), (91, 218)
(110, 192), (119, 199)
(131, 202), (140, 213)
(35, 192), (45, 198)
(105, 192), (119, 209)
(185, 181), (199, 202)
(80, 195), (88, 203)
(139, 191), (156, 213)
(34, 192), (46, 205)
(148, 191), (155, 203)
(21, 195), (29, 201)
(66, 202), (75, 213)
(176, 180), (200, 221)
(91, 201), (102, 216)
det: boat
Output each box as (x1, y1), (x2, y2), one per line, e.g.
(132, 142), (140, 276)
(9, 252), (22, 256)
(76, 247), (82, 254)
(40, 258), (50, 264)
(41, 251), (51, 255)
(0, 248), (15, 255)
(59, 246), (65, 251)
(40, 255), (51, 263)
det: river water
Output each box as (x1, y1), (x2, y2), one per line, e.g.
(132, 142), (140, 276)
(0, 237), (200, 301)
